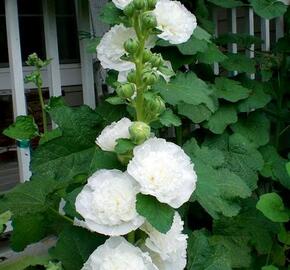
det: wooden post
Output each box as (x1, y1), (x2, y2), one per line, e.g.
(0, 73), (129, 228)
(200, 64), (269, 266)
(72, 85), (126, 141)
(75, 0), (96, 109)
(5, 0), (31, 182)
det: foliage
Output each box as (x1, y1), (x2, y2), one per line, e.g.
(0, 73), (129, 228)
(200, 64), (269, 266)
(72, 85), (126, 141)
(1, 0), (290, 269)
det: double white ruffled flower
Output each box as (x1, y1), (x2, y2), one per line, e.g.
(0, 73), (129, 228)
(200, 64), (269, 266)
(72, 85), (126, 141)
(127, 138), (197, 208)
(153, 0), (197, 44)
(96, 117), (132, 152)
(82, 237), (158, 270)
(142, 212), (188, 270)
(75, 169), (144, 236)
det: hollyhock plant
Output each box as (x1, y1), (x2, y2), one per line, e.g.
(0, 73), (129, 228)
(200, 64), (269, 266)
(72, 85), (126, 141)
(75, 169), (144, 236)
(82, 237), (158, 270)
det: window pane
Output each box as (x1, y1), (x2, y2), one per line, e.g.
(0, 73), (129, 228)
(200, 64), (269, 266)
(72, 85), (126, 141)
(55, 0), (80, 64)
(0, 0), (8, 66)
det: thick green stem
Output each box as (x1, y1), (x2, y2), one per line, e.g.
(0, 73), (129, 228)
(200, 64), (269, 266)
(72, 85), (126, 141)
(133, 13), (147, 122)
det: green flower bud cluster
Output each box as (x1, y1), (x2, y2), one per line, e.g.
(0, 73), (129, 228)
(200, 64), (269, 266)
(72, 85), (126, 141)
(26, 53), (50, 69)
(142, 71), (159, 85)
(141, 12), (157, 30)
(143, 93), (166, 122)
(116, 83), (136, 99)
(129, 121), (151, 144)
(124, 0), (157, 15)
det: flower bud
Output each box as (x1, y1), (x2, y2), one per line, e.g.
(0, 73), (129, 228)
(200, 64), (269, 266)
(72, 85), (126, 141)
(146, 95), (166, 116)
(123, 2), (135, 16)
(133, 0), (146, 10)
(129, 121), (151, 144)
(127, 70), (137, 83)
(143, 49), (153, 63)
(116, 83), (136, 99)
(142, 71), (158, 85)
(124, 38), (139, 54)
(141, 12), (157, 29)
(150, 54), (163, 67)
(147, 0), (157, 9)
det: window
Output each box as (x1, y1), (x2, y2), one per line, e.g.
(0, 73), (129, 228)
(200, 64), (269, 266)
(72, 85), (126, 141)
(0, 0), (80, 67)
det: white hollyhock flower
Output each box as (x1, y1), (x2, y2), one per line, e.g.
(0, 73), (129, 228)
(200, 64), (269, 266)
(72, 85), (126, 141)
(127, 138), (197, 208)
(154, 0), (197, 44)
(112, 0), (133, 9)
(97, 24), (135, 72)
(97, 24), (155, 72)
(82, 237), (158, 270)
(96, 117), (132, 152)
(142, 212), (188, 270)
(75, 169), (144, 236)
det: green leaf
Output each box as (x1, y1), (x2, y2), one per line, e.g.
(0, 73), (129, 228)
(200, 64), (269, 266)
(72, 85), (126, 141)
(187, 230), (232, 270)
(31, 99), (121, 181)
(256, 193), (290, 222)
(250, 0), (287, 19)
(114, 139), (136, 154)
(50, 226), (106, 270)
(154, 72), (216, 112)
(204, 105), (238, 134)
(230, 112), (270, 147)
(136, 194), (175, 234)
(86, 37), (101, 53)
(100, 2), (123, 25)
(197, 43), (228, 64)
(260, 145), (290, 189)
(210, 235), (251, 268)
(63, 187), (83, 219)
(39, 128), (62, 145)
(0, 211), (11, 233)
(106, 96), (126, 105)
(262, 266), (279, 270)
(207, 0), (243, 8)
(278, 226), (290, 245)
(213, 199), (279, 256)
(95, 102), (127, 125)
(177, 27), (211, 55)
(205, 133), (264, 190)
(159, 109), (182, 127)
(0, 178), (58, 217)
(286, 162), (290, 176)
(184, 139), (251, 218)
(178, 103), (212, 123)
(11, 214), (47, 252)
(3, 115), (39, 140)
(221, 53), (256, 74)
(215, 77), (251, 102)
(237, 79), (271, 112)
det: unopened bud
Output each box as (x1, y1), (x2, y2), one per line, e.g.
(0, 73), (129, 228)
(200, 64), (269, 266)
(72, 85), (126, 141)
(147, 0), (157, 9)
(127, 71), (137, 83)
(142, 71), (158, 85)
(147, 96), (166, 115)
(124, 2), (135, 16)
(129, 121), (151, 144)
(150, 54), (163, 67)
(143, 50), (153, 63)
(141, 12), (157, 29)
(133, 0), (146, 10)
(124, 38), (139, 54)
(116, 83), (136, 99)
